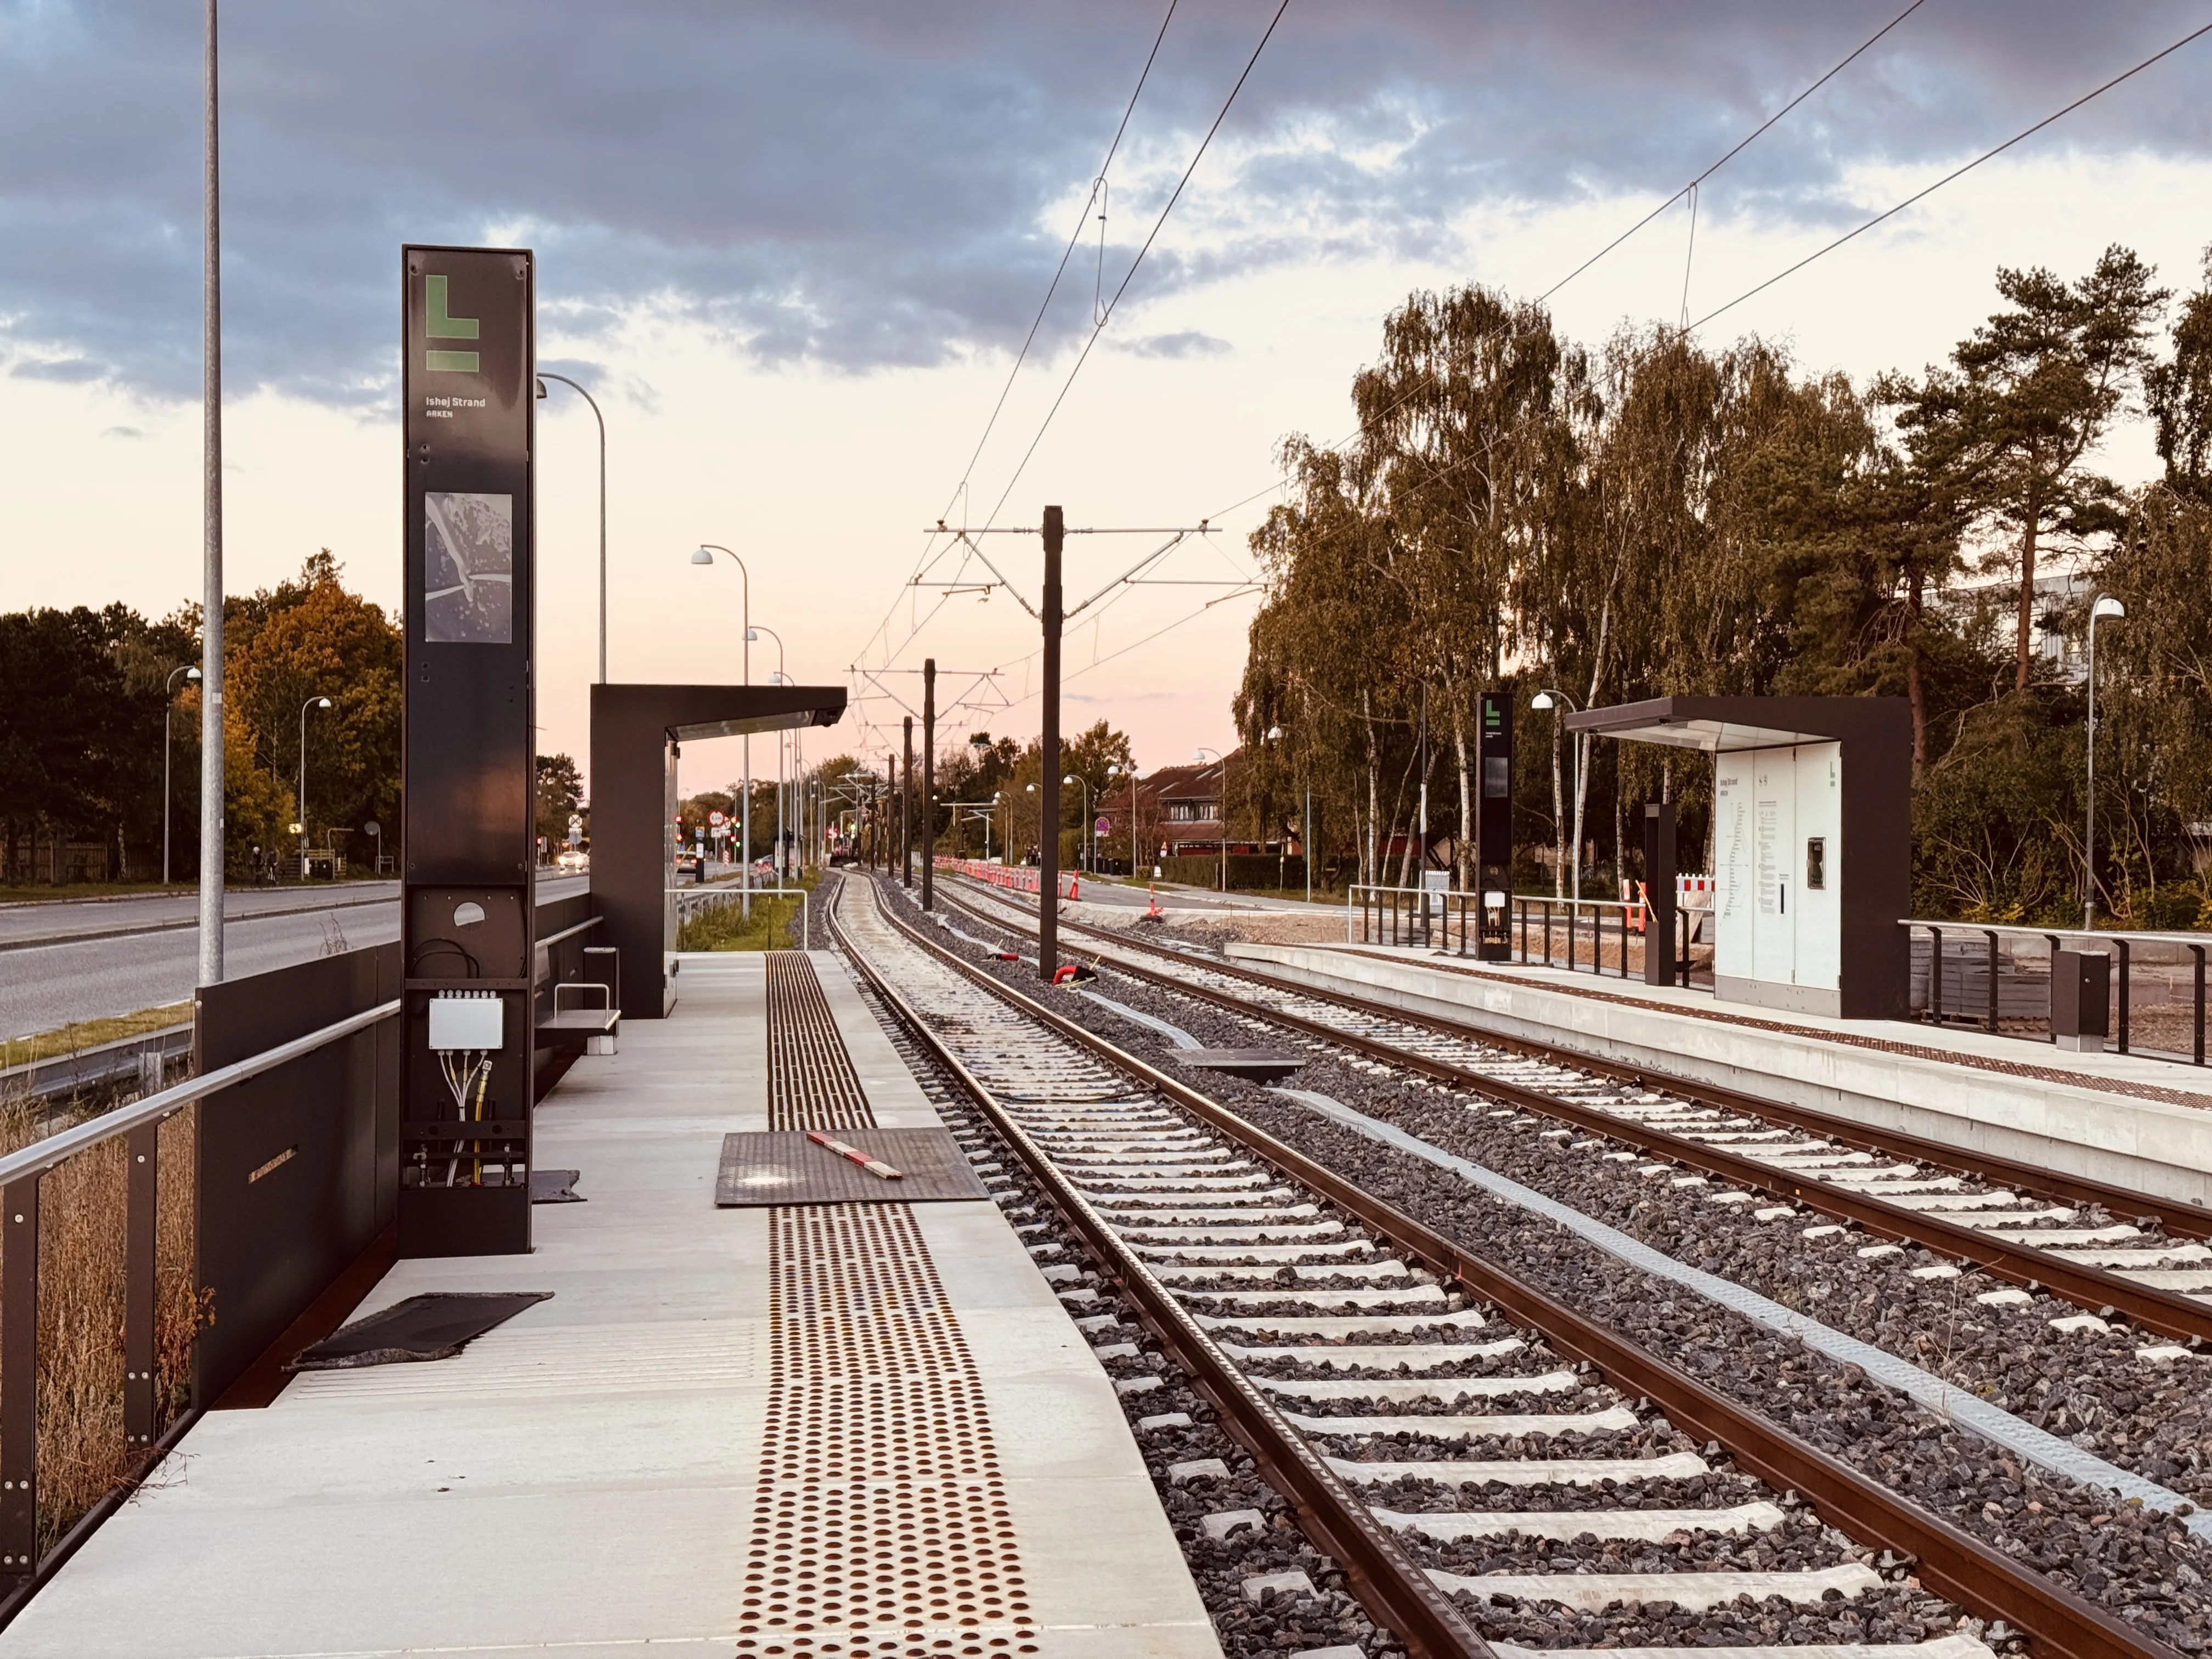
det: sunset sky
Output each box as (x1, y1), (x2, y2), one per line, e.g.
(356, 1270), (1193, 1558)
(5, 1), (2208, 791)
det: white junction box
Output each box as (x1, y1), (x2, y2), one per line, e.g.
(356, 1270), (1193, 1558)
(428, 992), (504, 1052)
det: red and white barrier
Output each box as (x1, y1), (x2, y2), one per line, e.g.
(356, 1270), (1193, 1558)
(934, 857), (1081, 898)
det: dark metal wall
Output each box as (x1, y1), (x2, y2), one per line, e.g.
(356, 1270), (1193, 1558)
(193, 944), (400, 1406)
(589, 683), (847, 1019)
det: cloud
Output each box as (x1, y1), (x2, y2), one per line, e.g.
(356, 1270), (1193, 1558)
(1118, 329), (1232, 358)
(10, 355), (108, 383)
(100, 424), (147, 438)
(3, 1), (2208, 407)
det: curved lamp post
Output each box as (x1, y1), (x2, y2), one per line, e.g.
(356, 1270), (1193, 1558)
(692, 544), (752, 914)
(535, 373), (607, 683)
(298, 695), (332, 879)
(751, 624), (787, 880)
(1530, 689), (1581, 902)
(164, 664), (201, 884)
(1063, 774), (1093, 873)
(1192, 748), (1226, 894)
(2086, 594), (2126, 929)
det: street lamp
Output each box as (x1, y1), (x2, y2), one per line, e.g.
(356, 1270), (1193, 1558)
(163, 664), (201, 884)
(1261, 724), (1310, 901)
(1193, 748), (1227, 894)
(749, 625), (789, 882)
(692, 544), (753, 915)
(1531, 689), (1582, 902)
(535, 373), (607, 684)
(1064, 774), (1093, 873)
(298, 695), (332, 879)
(2086, 594), (2126, 929)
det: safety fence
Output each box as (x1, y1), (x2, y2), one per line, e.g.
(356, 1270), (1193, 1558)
(1351, 885), (1700, 988)
(0, 889), (619, 1621)
(933, 858), (1083, 899)
(1900, 918), (2207, 1065)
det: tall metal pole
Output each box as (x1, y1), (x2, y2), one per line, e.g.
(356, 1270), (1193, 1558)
(921, 658), (936, 910)
(1305, 785), (1312, 902)
(535, 373), (606, 683)
(1038, 506), (1064, 982)
(162, 664), (196, 886)
(901, 716), (914, 888)
(198, 0), (225, 984)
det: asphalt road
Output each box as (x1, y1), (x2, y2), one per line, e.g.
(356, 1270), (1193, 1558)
(0, 876), (591, 1037)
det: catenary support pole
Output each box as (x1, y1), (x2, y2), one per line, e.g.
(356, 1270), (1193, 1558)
(902, 715), (913, 888)
(922, 658), (936, 910)
(1038, 506), (1064, 982)
(198, 0), (224, 985)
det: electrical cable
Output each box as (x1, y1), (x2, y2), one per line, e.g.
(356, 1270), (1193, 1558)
(1537, 0), (1933, 303)
(1689, 19), (2212, 331)
(978, 0), (1294, 535)
(851, 0), (1182, 674)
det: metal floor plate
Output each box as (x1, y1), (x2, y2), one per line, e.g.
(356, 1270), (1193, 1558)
(716, 1128), (993, 1206)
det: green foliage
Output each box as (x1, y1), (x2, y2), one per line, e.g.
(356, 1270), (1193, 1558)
(1235, 250), (2212, 926)
(674, 879), (813, 951)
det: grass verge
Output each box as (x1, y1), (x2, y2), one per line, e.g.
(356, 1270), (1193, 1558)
(674, 872), (819, 952)
(3, 1004), (194, 1071)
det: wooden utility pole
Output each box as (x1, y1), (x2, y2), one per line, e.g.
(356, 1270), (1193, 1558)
(1038, 506), (1064, 982)
(922, 659), (936, 910)
(901, 718), (913, 888)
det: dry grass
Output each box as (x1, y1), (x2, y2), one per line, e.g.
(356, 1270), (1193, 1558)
(0, 1091), (204, 1556)
(2, 1003), (193, 1070)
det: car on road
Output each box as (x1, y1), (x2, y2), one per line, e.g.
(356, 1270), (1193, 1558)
(555, 849), (589, 872)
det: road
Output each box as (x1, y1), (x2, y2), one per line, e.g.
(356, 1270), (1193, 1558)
(0, 877), (591, 1037)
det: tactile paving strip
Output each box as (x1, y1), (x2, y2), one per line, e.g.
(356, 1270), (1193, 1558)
(735, 1204), (1037, 1657)
(767, 950), (875, 1131)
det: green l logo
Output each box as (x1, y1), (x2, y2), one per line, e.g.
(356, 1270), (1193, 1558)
(424, 274), (481, 373)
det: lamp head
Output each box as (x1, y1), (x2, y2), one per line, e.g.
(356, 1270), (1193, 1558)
(1531, 691), (1556, 710)
(768, 671), (785, 685)
(1106, 763), (1120, 777)
(2092, 595), (2126, 621)
(1191, 748), (1205, 763)
(1025, 783), (1035, 793)
(534, 377), (548, 399)
(1062, 774), (1077, 785)
(314, 697), (332, 709)
(690, 547), (714, 566)
(744, 627), (759, 641)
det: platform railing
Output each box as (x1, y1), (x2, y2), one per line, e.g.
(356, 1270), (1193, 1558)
(1900, 918), (2209, 1065)
(0, 993), (398, 1613)
(1350, 884), (1699, 988)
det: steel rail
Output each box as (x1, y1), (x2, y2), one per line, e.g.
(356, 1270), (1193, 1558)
(867, 879), (2167, 1659)
(830, 880), (1491, 1659)
(940, 885), (2212, 1344)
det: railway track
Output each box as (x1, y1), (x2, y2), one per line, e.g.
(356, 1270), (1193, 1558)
(932, 877), (2212, 1344)
(827, 871), (2170, 1659)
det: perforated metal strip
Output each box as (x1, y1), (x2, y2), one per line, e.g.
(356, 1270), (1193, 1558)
(766, 950), (874, 1131)
(735, 1204), (1038, 1657)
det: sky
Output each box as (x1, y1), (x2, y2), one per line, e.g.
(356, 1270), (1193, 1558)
(4, 1), (2210, 795)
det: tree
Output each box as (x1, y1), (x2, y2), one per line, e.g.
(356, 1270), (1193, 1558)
(1899, 247), (2168, 690)
(2148, 247), (2212, 499)
(536, 754), (584, 853)
(223, 553), (402, 876)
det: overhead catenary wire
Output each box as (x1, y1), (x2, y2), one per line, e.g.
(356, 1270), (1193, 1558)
(975, 0), (1295, 537)
(850, 0), (1182, 675)
(1537, 0), (1933, 304)
(1201, 0), (1936, 528)
(1689, 18), (2212, 331)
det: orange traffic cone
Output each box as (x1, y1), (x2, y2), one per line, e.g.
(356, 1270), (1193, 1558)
(1146, 884), (1161, 918)
(1068, 873), (1080, 900)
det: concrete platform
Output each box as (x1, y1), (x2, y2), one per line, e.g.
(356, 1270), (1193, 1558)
(1228, 941), (2212, 1209)
(1, 952), (1218, 1658)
